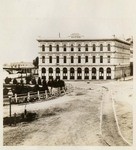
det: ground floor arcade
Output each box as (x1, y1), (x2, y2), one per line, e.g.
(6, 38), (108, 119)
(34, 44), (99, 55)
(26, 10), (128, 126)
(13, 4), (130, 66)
(38, 66), (118, 81)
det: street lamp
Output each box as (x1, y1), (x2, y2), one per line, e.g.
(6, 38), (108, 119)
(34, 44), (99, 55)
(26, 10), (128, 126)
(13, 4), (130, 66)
(8, 89), (13, 126)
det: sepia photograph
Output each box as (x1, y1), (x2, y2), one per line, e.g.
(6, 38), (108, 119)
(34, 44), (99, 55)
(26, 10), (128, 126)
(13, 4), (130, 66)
(0, 0), (135, 148)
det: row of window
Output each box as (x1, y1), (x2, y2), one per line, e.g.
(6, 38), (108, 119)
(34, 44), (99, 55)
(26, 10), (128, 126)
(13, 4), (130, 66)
(42, 44), (111, 52)
(42, 67), (111, 74)
(42, 56), (111, 64)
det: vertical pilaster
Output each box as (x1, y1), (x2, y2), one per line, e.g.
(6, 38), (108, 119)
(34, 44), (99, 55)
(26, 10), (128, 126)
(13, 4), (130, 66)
(89, 69), (92, 80)
(60, 69), (63, 80)
(104, 68), (107, 80)
(67, 69), (70, 80)
(96, 69), (99, 80)
(75, 69), (77, 80)
(82, 69), (85, 80)
(46, 69), (49, 81)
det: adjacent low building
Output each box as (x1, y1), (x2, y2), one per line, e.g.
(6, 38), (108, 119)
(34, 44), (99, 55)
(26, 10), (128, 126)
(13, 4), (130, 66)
(37, 33), (131, 81)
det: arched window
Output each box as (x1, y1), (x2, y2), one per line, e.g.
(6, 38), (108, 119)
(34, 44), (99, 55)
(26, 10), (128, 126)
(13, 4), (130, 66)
(107, 67), (111, 73)
(70, 68), (75, 79)
(56, 68), (60, 73)
(99, 68), (104, 73)
(77, 68), (82, 73)
(56, 56), (59, 63)
(78, 56), (81, 63)
(92, 68), (96, 73)
(71, 44), (74, 51)
(42, 45), (45, 51)
(92, 67), (96, 79)
(56, 45), (59, 51)
(107, 67), (111, 79)
(100, 56), (103, 63)
(78, 44), (81, 51)
(93, 56), (96, 63)
(49, 68), (53, 73)
(71, 56), (74, 63)
(49, 45), (52, 51)
(64, 56), (67, 63)
(42, 68), (46, 73)
(100, 44), (103, 51)
(63, 44), (66, 51)
(63, 68), (67, 73)
(42, 56), (45, 63)
(85, 44), (88, 51)
(70, 68), (75, 73)
(63, 68), (67, 79)
(85, 68), (89, 73)
(108, 44), (111, 51)
(93, 44), (96, 51)
(99, 67), (104, 79)
(49, 56), (52, 63)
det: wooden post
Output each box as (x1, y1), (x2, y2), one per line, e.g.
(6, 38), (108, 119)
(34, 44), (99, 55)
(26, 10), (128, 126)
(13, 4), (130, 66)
(38, 91), (40, 100)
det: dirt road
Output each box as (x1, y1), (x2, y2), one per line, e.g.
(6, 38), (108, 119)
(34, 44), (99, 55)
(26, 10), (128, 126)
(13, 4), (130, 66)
(3, 81), (133, 146)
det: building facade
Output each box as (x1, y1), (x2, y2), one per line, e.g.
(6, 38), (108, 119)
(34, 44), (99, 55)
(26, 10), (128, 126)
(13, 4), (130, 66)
(37, 34), (131, 81)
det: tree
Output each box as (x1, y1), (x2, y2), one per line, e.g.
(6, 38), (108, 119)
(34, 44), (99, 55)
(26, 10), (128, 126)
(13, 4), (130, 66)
(31, 78), (37, 85)
(38, 77), (41, 85)
(25, 76), (31, 84)
(5, 77), (12, 84)
(33, 57), (39, 68)
(13, 78), (18, 84)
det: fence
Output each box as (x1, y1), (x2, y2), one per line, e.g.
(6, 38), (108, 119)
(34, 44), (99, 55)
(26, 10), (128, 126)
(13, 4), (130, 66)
(3, 83), (73, 106)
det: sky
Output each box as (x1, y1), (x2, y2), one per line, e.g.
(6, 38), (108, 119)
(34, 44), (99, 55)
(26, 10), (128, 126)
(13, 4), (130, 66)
(0, 0), (135, 64)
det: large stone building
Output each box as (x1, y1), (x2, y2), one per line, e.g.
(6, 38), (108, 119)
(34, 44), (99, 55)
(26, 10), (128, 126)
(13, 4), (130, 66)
(37, 34), (131, 81)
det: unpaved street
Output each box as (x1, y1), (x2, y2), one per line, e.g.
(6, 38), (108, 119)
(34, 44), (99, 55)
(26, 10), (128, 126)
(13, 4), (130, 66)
(3, 80), (133, 146)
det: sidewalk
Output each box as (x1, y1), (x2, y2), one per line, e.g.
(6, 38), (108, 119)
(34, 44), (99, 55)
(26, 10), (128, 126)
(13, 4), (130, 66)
(119, 76), (133, 81)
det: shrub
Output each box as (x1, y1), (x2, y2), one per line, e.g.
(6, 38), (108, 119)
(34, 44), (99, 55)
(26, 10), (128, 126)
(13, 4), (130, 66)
(13, 78), (18, 84)
(5, 77), (12, 84)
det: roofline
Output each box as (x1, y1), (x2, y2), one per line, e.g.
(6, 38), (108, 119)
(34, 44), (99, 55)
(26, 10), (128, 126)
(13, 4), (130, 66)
(37, 38), (130, 45)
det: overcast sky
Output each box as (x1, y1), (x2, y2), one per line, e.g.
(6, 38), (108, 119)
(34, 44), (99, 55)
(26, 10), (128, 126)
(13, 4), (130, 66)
(0, 0), (135, 64)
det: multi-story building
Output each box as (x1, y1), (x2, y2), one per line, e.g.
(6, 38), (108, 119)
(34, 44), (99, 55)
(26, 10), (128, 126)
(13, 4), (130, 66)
(37, 34), (131, 81)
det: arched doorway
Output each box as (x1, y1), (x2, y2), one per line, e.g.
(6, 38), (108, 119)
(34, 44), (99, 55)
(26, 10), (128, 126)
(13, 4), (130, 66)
(99, 68), (104, 79)
(84, 68), (89, 79)
(77, 68), (82, 79)
(49, 68), (53, 80)
(41, 67), (46, 80)
(70, 68), (75, 79)
(56, 68), (60, 80)
(63, 68), (67, 79)
(92, 68), (96, 79)
(107, 68), (111, 79)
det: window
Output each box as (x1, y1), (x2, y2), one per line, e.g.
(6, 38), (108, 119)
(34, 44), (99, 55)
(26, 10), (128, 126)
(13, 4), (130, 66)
(71, 56), (74, 63)
(78, 56), (81, 63)
(100, 44), (103, 51)
(93, 56), (96, 63)
(100, 56), (103, 63)
(49, 45), (52, 51)
(71, 44), (74, 51)
(93, 44), (96, 51)
(42, 56), (45, 63)
(107, 56), (110, 63)
(56, 45), (59, 51)
(63, 44), (66, 51)
(85, 56), (88, 63)
(56, 56), (59, 63)
(42, 68), (46, 73)
(64, 56), (67, 63)
(78, 44), (81, 51)
(108, 44), (111, 51)
(85, 44), (88, 51)
(42, 45), (45, 51)
(49, 56), (52, 63)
